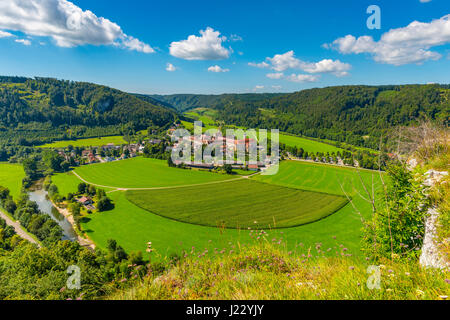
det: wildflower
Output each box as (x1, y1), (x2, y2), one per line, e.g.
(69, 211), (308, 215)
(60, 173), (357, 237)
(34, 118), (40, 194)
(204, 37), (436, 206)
(416, 289), (424, 296)
(349, 266), (355, 271)
(386, 288), (393, 292)
(439, 295), (448, 300)
(445, 279), (450, 284)
(405, 272), (410, 276)
(388, 269), (394, 273)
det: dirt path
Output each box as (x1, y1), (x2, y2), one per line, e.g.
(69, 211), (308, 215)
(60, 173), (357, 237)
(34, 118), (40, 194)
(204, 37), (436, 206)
(72, 170), (261, 192)
(0, 209), (41, 247)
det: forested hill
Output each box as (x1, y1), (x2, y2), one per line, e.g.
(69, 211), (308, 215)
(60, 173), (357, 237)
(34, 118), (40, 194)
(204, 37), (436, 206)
(147, 93), (284, 112)
(212, 85), (449, 149)
(0, 76), (176, 144)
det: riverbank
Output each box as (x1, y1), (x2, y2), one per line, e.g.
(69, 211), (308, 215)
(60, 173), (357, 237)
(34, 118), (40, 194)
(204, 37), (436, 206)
(49, 199), (96, 251)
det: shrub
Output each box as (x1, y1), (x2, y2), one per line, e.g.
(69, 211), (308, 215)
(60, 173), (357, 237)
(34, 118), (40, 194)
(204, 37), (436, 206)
(362, 163), (429, 261)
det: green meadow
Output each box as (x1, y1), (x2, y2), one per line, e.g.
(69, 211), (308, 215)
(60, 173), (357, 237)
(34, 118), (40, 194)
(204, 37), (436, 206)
(126, 179), (347, 229)
(62, 159), (385, 260)
(37, 135), (127, 148)
(0, 163), (25, 199)
(73, 157), (236, 189)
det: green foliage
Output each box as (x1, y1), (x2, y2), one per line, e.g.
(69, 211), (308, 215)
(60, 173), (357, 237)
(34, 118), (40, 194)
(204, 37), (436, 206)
(362, 164), (430, 261)
(148, 93), (283, 113)
(0, 76), (176, 146)
(204, 85), (449, 150)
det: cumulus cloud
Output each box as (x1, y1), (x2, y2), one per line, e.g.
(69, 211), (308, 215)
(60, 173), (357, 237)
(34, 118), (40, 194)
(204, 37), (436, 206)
(301, 59), (351, 76)
(15, 39), (31, 46)
(249, 50), (351, 77)
(266, 72), (284, 79)
(166, 63), (176, 72)
(0, 30), (13, 38)
(0, 0), (153, 53)
(328, 14), (450, 65)
(286, 74), (319, 83)
(170, 27), (230, 60)
(208, 65), (229, 72)
(420, 0), (432, 3)
(266, 51), (302, 71)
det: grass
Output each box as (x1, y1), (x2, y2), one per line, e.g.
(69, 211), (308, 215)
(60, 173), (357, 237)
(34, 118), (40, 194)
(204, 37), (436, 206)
(278, 133), (343, 154)
(80, 191), (251, 259)
(37, 135), (127, 148)
(73, 157), (236, 189)
(126, 179), (348, 229)
(109, 242), (450, 300)
(0, 163), (25, 199)
(51, 171), (116, 196)
(70, 160), (385, 260)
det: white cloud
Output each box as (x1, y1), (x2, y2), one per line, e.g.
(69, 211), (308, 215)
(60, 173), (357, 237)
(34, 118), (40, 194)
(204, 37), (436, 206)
(301, 59), (351, 77)
(0, 30), (13, 38)
(15, 39), (31, 46)
(170, 27), (230, 60)
(286, 74), (319, 83)
(208, 65), (229, 73)
(266, 51), (302, 71)
(229, 34), (243, 42)
(248, 61), (269, 68)
(266, 72), (284, 79)
(271, 85), (282, 90)
(166, 63), (176, 72)
(249, 50), (351, 76)
(0, 0), (153, 53)
(329, 14), (450, 65)
(420, 0), (432, 3)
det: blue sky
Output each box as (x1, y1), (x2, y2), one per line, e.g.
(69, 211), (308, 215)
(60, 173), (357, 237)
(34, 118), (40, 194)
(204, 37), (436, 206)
(0, 0), (449, 94)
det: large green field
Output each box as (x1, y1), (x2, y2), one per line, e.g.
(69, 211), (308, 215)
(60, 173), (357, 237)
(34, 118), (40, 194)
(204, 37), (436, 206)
(278, 133), (343, 154)
(73, 157), (237, 189)
(126, 179), (348, 229)
(66, 160), (385, 260)
(38, 135), (127, 148)
(0, 163), (25, 199)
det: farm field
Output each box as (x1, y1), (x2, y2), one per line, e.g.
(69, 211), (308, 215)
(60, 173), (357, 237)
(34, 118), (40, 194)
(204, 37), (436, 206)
(37, 135), (127, 148)
(126, 179), (348, 229)
(0, 163), (25, 199)
(67, 160), (385, 260)
(73, 157), (237, 189)
(278, 133), (343, 154)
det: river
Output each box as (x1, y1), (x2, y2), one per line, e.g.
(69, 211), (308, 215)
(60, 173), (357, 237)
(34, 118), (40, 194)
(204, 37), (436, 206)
(28, 187), (78, 241)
